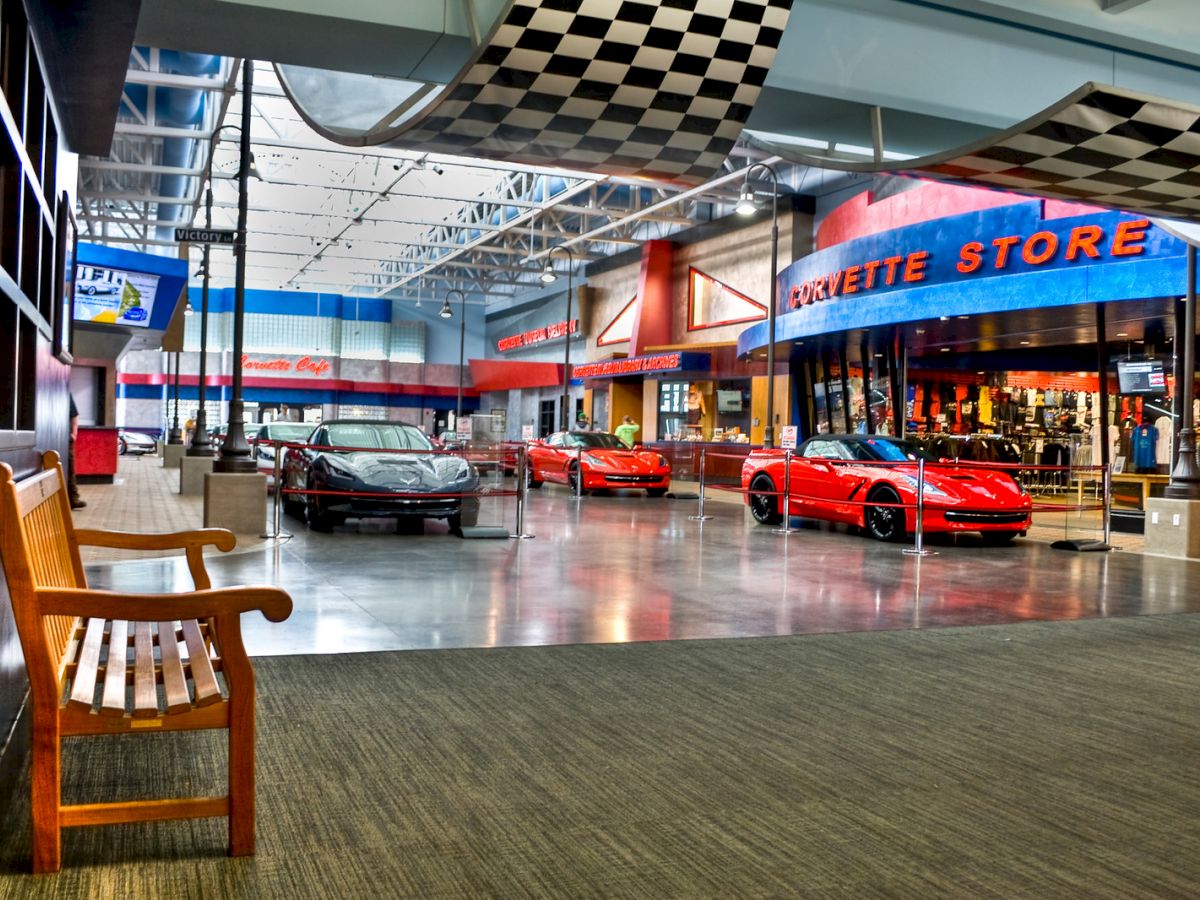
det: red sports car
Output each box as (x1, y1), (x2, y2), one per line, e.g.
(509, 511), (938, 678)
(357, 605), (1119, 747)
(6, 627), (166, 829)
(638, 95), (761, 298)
(526, 431), (671, 496)
(741, 434), (1033, 543)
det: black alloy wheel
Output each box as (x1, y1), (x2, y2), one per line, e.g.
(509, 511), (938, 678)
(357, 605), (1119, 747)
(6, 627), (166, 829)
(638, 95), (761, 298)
(865, 486), (905, 542)
(525, 463), (542, 489)
(305, 477), (341, 532)
(748, 474), (783, 526)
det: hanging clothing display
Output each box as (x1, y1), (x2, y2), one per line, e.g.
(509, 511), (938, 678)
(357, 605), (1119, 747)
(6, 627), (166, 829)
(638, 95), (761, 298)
(1155, 415), (1174, 466)
(1132, 423), (1158, 472)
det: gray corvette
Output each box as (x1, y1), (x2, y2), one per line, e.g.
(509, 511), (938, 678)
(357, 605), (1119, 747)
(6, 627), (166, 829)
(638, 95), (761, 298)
(281, 420), (479, 533)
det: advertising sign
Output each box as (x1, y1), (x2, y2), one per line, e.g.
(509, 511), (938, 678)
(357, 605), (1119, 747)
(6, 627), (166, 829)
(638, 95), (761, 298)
(780, 425), (798, 450)
(522, 424), (535, 440)
(73, 266), (161, 327)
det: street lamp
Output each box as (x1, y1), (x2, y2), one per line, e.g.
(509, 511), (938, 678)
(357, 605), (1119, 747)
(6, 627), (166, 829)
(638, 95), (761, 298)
(538, 245), (575, 431)
(1166, 242), (1200, 498)
(445, 289), (466, 426)
(214, 58), (257, 472)
(737, 163), (782, 448)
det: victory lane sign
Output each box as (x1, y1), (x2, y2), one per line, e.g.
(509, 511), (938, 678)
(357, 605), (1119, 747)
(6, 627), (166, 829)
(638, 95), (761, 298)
(174, 227), (237, 245)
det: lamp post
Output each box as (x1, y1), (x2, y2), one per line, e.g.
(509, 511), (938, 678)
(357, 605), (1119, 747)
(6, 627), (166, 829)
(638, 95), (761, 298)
(214, 58), (256, 473)
(442, 289), (467, 427)
(539, 245), (575, 431)
(168, 351), (182, 443)
(187, 123), (242, 457)
(1166, 242), (1200, 498)
(736, 163), (782, 448)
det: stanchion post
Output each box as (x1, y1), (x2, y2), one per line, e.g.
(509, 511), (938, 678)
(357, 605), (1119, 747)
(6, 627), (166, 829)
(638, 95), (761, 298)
(575, 446), (583, 499)
(261, 439), (292, 540)
(513, 445), (535, 539)
(1102, 462), (1112, 545)
(689, 446), (713, 521)
(772, 450), (798, 535)
(903, 456), (935, 556)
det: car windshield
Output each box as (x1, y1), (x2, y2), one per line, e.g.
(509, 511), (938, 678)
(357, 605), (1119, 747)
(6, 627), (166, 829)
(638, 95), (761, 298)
(324, 423), (432, 451)
(846, 438), (932, 462)
(563, 432), (627, 450)
(266, 424), (313, 441)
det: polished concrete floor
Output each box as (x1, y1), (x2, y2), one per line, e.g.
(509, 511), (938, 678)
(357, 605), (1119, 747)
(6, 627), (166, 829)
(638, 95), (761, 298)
(78, 458), (1200, 658)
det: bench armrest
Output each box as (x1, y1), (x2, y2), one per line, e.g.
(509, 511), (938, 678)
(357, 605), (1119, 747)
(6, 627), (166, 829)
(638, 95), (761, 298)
(74, 528), (237, 553)
(34, 585), (293, 623)
(74, 528), (237, 591)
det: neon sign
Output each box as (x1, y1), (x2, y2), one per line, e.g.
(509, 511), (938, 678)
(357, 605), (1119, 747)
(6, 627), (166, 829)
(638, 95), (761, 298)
(241, 354), (332, 377)
(786, 218), (1150, 309)
(497, 318), (578, 352)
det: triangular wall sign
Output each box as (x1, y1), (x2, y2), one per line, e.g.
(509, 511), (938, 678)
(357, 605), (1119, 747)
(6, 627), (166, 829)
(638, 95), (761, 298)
(597, 295), (637, 346)
(687, 268), (766, 331)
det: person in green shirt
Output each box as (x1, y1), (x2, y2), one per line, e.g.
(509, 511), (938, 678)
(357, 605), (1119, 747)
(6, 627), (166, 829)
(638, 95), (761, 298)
(614, 415), (640, 447)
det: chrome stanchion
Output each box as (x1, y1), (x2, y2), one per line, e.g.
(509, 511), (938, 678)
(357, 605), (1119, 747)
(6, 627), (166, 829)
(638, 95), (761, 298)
(772, 450), (798, 535)
(689, 446), (713, 521)
(512, 445), (535, 539)
(261, 439), (292, 539)
(903, 456), (935, 556)
(575, 446), (584, 500)
(1102, 462), (1112, 545)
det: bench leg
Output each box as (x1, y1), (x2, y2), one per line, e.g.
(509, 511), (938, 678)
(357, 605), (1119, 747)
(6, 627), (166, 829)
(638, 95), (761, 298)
(227, 688), (256, 856)
(30, 723), (62, 873)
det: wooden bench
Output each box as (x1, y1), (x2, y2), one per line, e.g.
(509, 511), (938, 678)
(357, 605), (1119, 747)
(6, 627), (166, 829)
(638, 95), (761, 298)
(0, 450), (293, 873)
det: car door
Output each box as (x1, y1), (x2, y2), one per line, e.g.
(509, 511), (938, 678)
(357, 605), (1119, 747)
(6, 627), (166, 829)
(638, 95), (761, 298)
(793, 439), (845, 516)
(542, 432), (573, 484)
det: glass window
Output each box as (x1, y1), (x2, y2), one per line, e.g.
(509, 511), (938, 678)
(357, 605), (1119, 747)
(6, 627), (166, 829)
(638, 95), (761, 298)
(324, 423), (432, 450)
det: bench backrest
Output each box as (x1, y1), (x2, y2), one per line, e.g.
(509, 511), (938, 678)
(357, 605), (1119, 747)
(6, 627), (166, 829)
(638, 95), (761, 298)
(0, 451), (86, 682)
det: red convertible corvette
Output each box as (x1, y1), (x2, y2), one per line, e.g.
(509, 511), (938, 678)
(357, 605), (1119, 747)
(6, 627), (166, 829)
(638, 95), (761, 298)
(526, 431), (671, 495)
(741, 434), (1033, 543)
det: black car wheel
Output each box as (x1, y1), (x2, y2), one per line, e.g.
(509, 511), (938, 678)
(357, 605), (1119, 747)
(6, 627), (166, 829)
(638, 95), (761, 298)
(748, 475), (782, 526)
(865, 486), (906, 542)
(525, 463), (542, 489)
(306, 478), (342, 533)
(117, 437), (128, 456)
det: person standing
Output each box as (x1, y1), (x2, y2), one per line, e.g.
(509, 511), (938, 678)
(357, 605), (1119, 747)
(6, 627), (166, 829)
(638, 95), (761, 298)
(614, 415), (640, 447)
(572, 412), (591, 432)
(68, 394), (86, 509)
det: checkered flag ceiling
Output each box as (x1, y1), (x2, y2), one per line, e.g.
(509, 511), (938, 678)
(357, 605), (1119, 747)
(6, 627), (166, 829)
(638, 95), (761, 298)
(277, 0), (792, 185)
(752, 83), (1200, 225)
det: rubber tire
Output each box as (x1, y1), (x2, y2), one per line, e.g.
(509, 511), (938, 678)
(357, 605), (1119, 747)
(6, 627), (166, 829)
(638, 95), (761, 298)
(646, 487), (667, 497)
(980, 531), (1020, 545)
(865, 486), (906, 542)
(283, 495), (306, 520)
(117, 438), (128, 456)
(567, 464), (589, 496)
(525, 465), (542, 489)
(306, 480), (341, 533)
(748, 475), (783, 526)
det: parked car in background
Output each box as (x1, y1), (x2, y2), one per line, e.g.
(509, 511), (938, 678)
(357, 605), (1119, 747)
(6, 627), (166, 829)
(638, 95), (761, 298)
(741, 434), (1033, 543)
(526, 431), (671, 496)
(253, 422), (316, 487)
(117, 429), (157, 456)
(281, 420), (479, 533)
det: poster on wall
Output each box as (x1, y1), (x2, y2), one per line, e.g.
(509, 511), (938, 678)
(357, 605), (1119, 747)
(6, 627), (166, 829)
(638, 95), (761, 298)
(73, 265), (161, 327)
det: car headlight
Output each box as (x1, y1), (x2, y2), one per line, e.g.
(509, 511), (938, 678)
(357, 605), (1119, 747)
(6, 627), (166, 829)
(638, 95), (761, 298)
(583, 453), (605, 467)
(897, 473), (947, 497)
(657, 454), (669, 468)
(324, 458), (355, 479)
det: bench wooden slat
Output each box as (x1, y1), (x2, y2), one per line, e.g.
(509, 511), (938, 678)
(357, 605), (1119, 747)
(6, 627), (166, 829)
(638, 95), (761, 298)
(99, 619), (128, 717)
(180, 619), (222, 707)
(67, 618), (107, 712)
(156, 621), (192, 714)
(132, 622), (158, 718)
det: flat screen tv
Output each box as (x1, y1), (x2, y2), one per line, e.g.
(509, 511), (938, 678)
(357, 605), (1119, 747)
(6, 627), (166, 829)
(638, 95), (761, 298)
(1116, 359), (1166, 394)
(73, 242), (186, 332)
(716, 389), (743, 413)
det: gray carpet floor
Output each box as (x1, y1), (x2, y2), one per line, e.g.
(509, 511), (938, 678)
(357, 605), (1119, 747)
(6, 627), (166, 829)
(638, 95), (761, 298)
(3, 615), (1200, 898)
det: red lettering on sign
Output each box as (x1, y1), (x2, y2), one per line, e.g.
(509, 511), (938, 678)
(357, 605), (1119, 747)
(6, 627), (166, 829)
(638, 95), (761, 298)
(1112, 218), (1149, 256)
(861, 259), (881, 289)
(1065, 225), (1103, 260)
(957, 241), (983, 274)
(827, 270), (844, 297)
(572, 352), (684, 379)
(496, 319), (578, 352)
(813, 276), (827, 301)
(842, 265), (861, 294)
(1021, 231), (1058, 265)
(992, 235), (1021, 269)
(882, 256), (904, 285)
(240, 355), (330, 376)
(903, 250), (929, 283)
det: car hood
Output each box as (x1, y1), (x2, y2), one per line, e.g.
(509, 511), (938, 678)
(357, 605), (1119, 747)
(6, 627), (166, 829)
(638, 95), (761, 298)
(324, 451), (475, 488)
(583, 449), (666, 469)
(900, 466), (1029, 504)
